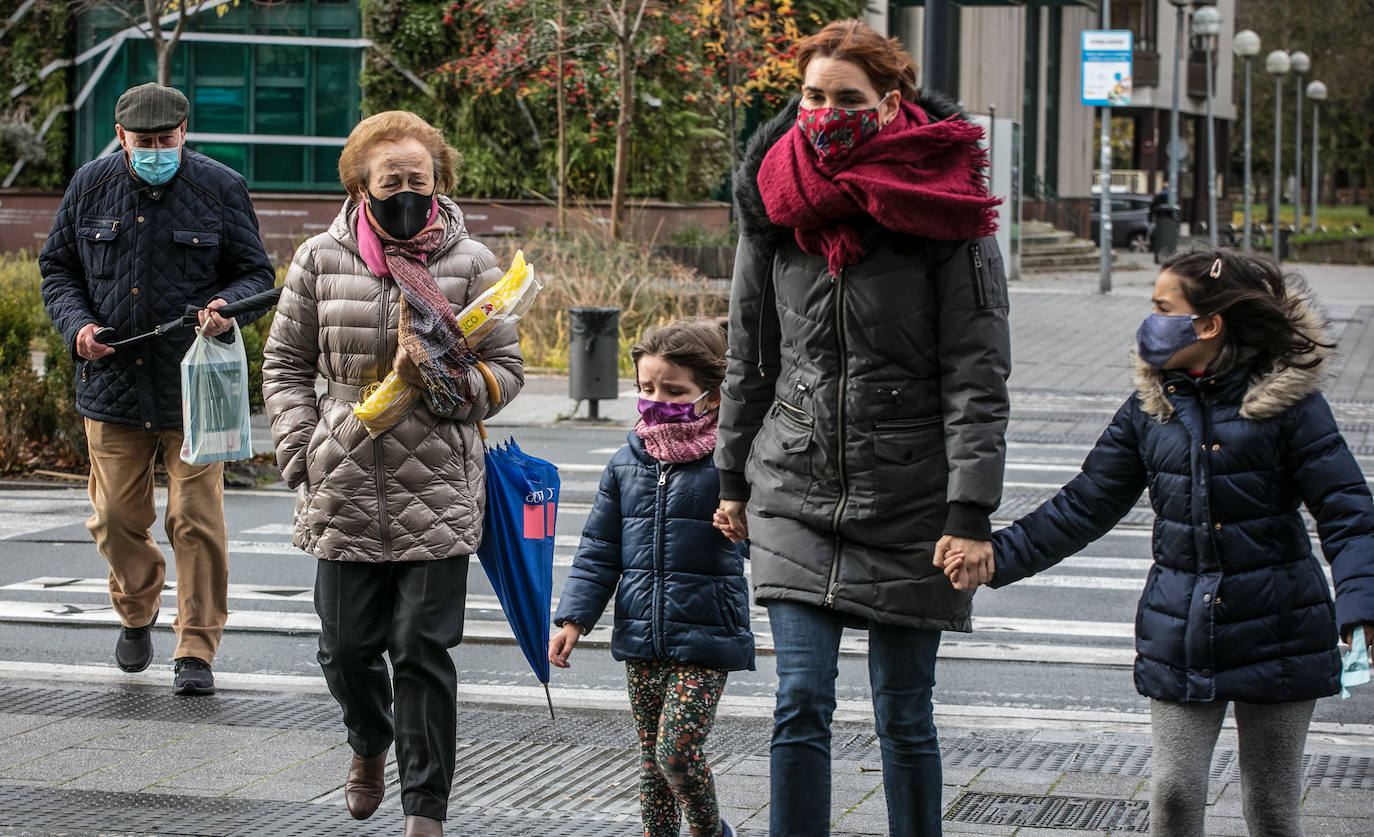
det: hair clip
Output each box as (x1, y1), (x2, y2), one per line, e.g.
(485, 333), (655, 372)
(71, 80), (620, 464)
(1210, 258), (1223, 279)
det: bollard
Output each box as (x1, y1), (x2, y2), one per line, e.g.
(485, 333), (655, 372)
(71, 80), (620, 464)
(568, 307), (620, 420)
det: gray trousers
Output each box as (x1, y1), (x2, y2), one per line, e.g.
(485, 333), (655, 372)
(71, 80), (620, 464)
(1149, 698), (1315, 837)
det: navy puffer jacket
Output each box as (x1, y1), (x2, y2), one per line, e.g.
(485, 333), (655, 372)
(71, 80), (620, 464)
(992, 303), (1374, 704)
(40, 149), (275, 430)
(554, 431), (755, 672)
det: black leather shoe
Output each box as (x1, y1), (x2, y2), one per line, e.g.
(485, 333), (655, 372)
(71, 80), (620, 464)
(115, 612), (157, 672)
(172, 657), (215, 696)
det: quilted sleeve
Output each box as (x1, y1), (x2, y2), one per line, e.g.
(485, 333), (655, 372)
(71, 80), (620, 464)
(38, 179), (96, 357)
(553, 459), (625, 632)
(214, 174), (276, 322)
(1286, 393), (1374, 635)
(261, 242), (321, 490)
(991, 399), (1148, 587)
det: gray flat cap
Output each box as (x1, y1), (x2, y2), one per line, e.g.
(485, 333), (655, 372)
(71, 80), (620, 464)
(115, 83), (189, 133)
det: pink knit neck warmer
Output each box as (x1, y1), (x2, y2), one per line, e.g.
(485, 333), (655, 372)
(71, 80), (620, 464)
(635, 412), (718, 464)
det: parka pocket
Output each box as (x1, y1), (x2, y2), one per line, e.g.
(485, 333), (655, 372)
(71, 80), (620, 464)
(77, 219), (121, 279)
(713, 576), (748, 633)
(849, 416), (947, 543)
(173, 229), (221, 281)
(745, 398), (815, 488)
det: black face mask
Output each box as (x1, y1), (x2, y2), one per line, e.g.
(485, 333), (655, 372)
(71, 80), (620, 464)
(366, 189), (433, 240)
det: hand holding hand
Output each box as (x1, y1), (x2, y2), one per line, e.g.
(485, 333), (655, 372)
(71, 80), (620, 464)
(76, 323), (115, 361)
(935, 535), (995, 591)
(714, 500), (749, 543)
(548, 622), (583, 669)
(198, 298), (232, 337)
(393, 344), (427, 388)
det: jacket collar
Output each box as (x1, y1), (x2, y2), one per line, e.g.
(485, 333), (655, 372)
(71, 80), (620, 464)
(1132, 293), (1330, 422)
(734, 88), (973, 248)
(328, 193), (470, 259)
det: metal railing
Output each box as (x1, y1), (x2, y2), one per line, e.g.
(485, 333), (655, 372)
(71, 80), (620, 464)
(1025, 173), (1088, 239)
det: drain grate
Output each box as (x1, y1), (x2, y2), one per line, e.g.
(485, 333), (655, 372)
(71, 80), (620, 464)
(944, 792), (1151, 831)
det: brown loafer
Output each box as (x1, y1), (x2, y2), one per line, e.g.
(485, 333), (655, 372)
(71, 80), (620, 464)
(404, 815), (443, 836)
(343, 750), (387, 820)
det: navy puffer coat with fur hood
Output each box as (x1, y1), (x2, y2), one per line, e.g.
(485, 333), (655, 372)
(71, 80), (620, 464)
(991, 297), (1374, 704)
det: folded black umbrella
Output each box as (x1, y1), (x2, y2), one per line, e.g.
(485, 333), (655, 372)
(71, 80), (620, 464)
(94, 286), (283, 349)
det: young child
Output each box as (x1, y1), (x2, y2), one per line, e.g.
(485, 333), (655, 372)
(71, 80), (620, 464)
(549, 318), (753, 837)
(939, 249), (1374, 837)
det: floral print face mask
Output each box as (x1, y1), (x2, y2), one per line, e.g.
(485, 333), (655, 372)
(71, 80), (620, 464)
(796, 92), (892, 163)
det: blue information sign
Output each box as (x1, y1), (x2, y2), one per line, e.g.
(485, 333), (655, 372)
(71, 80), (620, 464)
(1082, 30), (1134, 107)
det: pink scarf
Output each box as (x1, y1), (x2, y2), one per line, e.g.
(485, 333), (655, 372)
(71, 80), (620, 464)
(635, 412), (719, 464)
(356, 197), (440, 278)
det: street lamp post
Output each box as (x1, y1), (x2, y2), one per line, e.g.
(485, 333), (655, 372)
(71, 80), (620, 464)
(1166, 0), (1190, 233)
(1192, 6), (1222, 245)
(1265, 50), (1290, 262)
(1308, 80), (1328, 232)
(1290, 51), (1310, 233)
(1233, 30), (1261, 250)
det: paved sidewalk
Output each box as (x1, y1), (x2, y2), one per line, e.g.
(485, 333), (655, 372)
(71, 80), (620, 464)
(1, 674), (1371, 836)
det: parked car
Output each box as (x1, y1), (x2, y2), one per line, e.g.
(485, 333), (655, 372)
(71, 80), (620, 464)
(1089, 193), (1154, 252)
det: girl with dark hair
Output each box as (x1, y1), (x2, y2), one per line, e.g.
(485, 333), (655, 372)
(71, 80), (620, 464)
(941, 249), (1374, 837)
(714, 17), (1010, 837)
(550, 319), (754, 837)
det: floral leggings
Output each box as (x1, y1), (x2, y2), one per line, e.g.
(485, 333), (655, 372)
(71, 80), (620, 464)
(626, 659), (729, 837)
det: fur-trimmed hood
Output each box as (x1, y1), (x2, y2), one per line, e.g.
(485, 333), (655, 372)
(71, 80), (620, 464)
(1132, 293), (1331, 422)
(733, 88), (975, 246)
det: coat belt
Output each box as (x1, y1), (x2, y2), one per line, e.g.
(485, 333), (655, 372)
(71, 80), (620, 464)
(325, 379), (371, 402)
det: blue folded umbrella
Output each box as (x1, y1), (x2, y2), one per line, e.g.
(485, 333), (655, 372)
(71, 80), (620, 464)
(477, 439), (560, 718)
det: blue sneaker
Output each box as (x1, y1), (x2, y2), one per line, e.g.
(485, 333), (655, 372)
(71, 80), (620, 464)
(720, 822), (735, 837)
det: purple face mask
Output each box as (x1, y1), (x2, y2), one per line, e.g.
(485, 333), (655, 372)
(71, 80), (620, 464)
(637, 392), (709, 427)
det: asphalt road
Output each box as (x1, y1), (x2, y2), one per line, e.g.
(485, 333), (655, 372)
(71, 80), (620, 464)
(1, 421), (1371, 727)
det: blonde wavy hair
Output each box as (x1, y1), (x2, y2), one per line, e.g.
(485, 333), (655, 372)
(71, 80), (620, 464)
(337, 110), (461, 199)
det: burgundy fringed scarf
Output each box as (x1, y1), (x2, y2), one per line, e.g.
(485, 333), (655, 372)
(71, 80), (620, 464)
(758, 100), (1001, 275)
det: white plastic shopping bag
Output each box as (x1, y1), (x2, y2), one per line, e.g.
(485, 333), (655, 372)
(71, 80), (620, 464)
(1341, 626), (1370, 699)
(180, 322), (252, 465)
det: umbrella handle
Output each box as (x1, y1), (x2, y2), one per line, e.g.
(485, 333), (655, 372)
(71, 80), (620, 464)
(93, 327), (115, 344)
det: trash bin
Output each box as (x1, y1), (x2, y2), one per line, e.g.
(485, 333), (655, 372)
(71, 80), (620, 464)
(569, 307), (620, 420)
(1278, 226), (1292, 261)
(1151, 206), (1180, 264)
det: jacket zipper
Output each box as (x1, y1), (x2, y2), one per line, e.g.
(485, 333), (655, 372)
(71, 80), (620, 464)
(970, 242), (987, 309)
(825, 268), (849, 607)
(375, 287), (393, 561)
(873, 415), (942, 432)
(774, 398), (811, 426)
(653, 462), (671, 657)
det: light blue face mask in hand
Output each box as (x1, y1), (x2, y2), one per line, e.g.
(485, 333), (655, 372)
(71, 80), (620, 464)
(1340, 626), (1370, 699)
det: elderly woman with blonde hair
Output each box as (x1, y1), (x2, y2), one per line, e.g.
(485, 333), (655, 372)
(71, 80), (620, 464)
(262, 111), (524, 837)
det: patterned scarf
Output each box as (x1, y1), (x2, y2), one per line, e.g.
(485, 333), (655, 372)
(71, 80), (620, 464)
(366, 207), (477, 412)
(758, 100), (1000, 276)
(635, 412), (719, 464)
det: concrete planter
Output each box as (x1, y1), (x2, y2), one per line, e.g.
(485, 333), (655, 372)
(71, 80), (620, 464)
(1289, 236), (1374, 265)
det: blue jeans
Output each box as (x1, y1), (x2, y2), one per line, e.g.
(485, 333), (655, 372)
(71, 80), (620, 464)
(767, 600), (943, 837)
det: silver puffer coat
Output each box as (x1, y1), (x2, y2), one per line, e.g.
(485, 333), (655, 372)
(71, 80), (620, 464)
(262, 196), (524, 562)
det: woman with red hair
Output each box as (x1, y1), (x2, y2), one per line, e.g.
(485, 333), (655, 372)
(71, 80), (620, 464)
(713, 19), (1010, 836)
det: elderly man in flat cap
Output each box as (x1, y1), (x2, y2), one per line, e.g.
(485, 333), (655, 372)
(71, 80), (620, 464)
(39, 82), (275, 696)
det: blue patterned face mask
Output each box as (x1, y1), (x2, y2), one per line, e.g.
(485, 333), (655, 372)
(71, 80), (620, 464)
(129, 147), (180, 186)
(1136, 313), (1200, 368)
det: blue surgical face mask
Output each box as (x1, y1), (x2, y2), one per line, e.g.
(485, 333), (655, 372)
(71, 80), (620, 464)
(129, 146), (180, 186)
(1136, 313), (1201, 369)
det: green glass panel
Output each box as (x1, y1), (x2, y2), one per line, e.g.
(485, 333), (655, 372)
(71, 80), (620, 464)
(194, 85), (246, 132)
(314, 48), (355, 136)
(254, 145), (305, 185)
(196, 44), (246, 78)
(313, 146), (343, 189)
(254, 87), (305, 134)
(194, 143), (248, 177)
(255, 45), (306, 79)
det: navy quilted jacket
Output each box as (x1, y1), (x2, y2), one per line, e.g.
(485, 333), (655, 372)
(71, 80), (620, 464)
(40, 149), (275, 431)
(991, 334), (1374, 704)
(553, 431), (756, 672)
